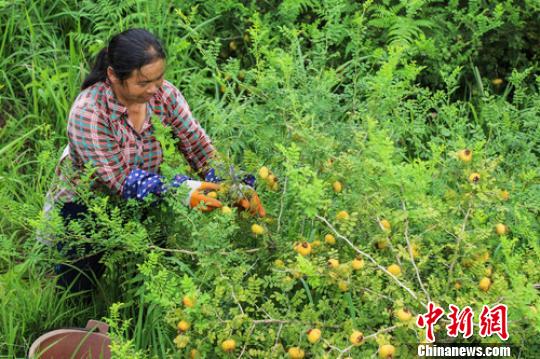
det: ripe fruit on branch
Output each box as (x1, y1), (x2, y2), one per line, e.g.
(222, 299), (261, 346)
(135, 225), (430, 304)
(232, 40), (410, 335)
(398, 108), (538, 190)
(258, 166), (269, 179)
(221, 339), (236, 352)
(351, 258), (364, 270)
(387, 264), (401, 276)
(479, 277), (491, 292)
(177, 320), (190, 332)
(380, 219), (391, 231)
(288, 347), (305, 358)
(183, 295), (195, 308)
(379, 344), (396, 358)
(336, 211), (350, 220)
(307, 328), (321, 344)
(251, 224), (265, 235)
(324, 234), (336, 245)
(327, 258), (340, 269)
(396, 308), (412, 322)
(495, 223), (508, 235)
(295, 241), (312, 256)
(457, 149), (472, 162)
(349, 330), (364, 346)
(332, 181), (343, 193)
(469, 172), (480, 184)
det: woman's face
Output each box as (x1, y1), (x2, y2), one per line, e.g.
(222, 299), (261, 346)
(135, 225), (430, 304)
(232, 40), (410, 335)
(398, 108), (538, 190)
(108, 58), (165, 105)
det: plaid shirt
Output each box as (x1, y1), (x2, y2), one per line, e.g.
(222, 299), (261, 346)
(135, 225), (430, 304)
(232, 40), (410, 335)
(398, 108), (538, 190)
(47, 78), (215, 206)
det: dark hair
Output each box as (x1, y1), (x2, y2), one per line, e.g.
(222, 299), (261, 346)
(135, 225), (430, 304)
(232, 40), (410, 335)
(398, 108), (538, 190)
(81, 29), (166, 90)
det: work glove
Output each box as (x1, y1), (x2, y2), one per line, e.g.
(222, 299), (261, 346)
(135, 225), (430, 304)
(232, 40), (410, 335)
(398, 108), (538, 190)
(123, 169), (222, 212)
(204, 167), (265, 217)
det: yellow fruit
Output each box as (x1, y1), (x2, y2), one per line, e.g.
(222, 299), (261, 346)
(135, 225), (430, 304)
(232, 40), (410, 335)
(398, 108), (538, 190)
(338, 280), (349, 292)
(376, 240), (388, 250)
(177, 320), (190, 332)
(469, 172), (481, 184)
(207, 191), (218, 198)
(349, 330), (364, 346)
(274, 259), (285, 268)
(190, 349), (200, 359)
(410, 243), (420, 258)
(396, 308), (412, 322)
(221, 206), (232, 214)
(479, 277), (491, 292)
(492, 78), (503, 86)
(307, 328), (321, 344)
(221, 339), (236, 352)
(479, 251), (490, 262)
(458, 149), (473, 162)
(454, 281), (462, 290)
(267, 174), (276, 184)
(251, 224), (265, 235)
(174, 334), (189, 349)
(229, 41), (238, 51)
(258, 166), (269, 179)
(295, 241), (312, 256)
(183, 296), (195, 308)
(324, 234), (336, 245)
(500, 190), (510, 201)
(495, 223), (508, 235)
(311, 240), (321, 248)
(379, 344), (396, 358)
(380, 219), (391, 231)
(332, 181), (343, 193)
(387, 264), (401, 276)
(288, 347), (305, 359)
(271, 182), (279, 191)
(336, 210), (350, 220)
(328, 258), (340, 269)
(351, 258), (364, 270)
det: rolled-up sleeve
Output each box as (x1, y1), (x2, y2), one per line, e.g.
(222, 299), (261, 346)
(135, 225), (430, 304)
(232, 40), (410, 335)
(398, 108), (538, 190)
(161, 81), (215, 175)
(67, 105), (130, 195)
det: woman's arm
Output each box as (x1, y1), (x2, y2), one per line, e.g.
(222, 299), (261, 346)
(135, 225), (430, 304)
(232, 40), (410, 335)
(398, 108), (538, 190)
(160, 80), (216, 179)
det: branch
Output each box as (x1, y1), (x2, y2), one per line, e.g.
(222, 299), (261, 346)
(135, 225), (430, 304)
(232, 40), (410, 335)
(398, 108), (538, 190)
(401, 200), (431, 303)
(316, 215), (426, 308)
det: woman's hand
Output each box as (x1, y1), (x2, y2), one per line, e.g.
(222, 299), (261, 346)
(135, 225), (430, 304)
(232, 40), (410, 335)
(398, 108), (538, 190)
(182, 180), (223, 212)
(234, 188), (266, 217)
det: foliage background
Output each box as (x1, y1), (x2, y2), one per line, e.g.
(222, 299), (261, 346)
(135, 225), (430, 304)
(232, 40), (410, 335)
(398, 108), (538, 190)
(0, 0), (539, 358)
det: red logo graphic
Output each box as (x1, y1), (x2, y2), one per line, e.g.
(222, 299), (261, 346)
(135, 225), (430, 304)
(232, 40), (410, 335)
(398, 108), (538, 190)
(416, 302), (445, 342)
(417, 302), (509, 342)
(479, 304), (509, 340)
(446, 304), (474, 338)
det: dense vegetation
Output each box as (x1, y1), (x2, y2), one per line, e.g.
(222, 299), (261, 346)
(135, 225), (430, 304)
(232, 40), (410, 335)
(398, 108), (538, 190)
(1, 0), (539, 358)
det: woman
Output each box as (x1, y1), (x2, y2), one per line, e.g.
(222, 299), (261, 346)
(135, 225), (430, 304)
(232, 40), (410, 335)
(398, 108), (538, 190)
(41, 28), (265, 291)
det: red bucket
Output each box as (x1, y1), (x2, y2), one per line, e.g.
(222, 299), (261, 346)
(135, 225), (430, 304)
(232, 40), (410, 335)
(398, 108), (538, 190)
(28, 320), (111, 359)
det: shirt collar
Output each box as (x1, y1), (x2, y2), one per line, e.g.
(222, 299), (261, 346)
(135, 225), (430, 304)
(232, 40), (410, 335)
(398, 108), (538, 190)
(104, 78), (128, 118)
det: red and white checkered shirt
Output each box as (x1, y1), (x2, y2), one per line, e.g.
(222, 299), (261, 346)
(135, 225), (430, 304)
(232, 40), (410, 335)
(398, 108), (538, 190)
(46, 78), (215, 207)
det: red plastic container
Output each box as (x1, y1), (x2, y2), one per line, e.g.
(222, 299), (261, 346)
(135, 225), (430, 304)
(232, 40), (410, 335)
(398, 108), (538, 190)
(27, 320), (111, 359)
